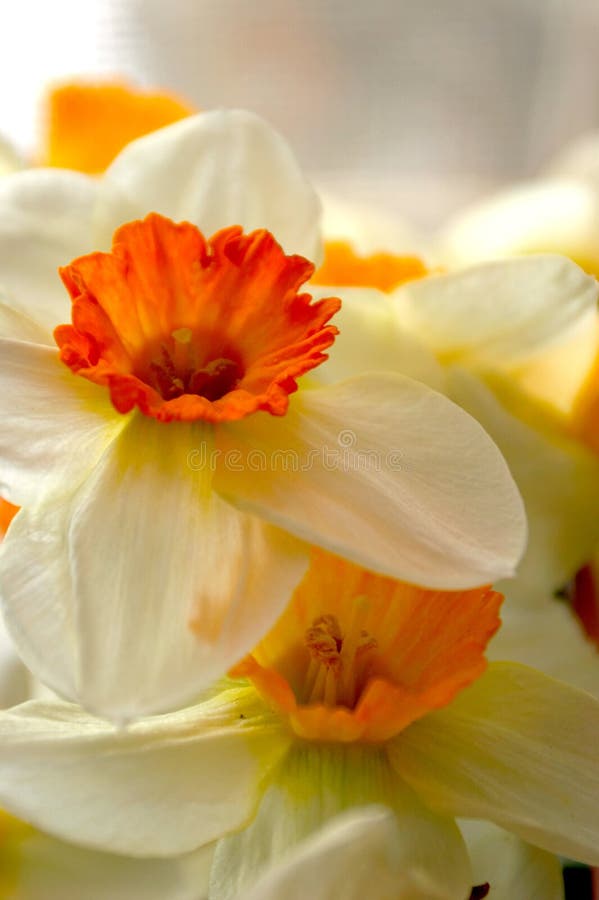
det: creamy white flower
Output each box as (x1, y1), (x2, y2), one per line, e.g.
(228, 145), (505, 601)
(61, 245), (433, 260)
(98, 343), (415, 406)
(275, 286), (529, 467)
(309, 251), (599, 692)
(0, 111), (525, 721)
(0, 552), (595, 900)
(313, 256), (599, 604)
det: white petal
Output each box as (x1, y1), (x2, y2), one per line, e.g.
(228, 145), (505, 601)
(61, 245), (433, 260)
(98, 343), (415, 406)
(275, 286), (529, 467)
(243, 806), (468, 900)
(488, 599), (599, 698)
(0, 694), (289, 856)
(447, 367), (599, 605)
(310, 285), (444, 390)
(0, 169), (98, 329)
(391, 661), (599, 864)
(212, 743), (471, 900)
(96, 110), (322, 262)
(0, 298), (53, 344)
(394, 255), (599, 369)
(441, 179), (599, 269)
(216, 375), (526, 589)
(1, 414), (308, 719)
(460, 820), (564, 900)
(17, 834), (212, 900)
(0, 340), (123, 506)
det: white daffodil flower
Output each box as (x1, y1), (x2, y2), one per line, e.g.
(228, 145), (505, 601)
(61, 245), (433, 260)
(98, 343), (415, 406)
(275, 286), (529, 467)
(0, 110), (525, 722)
(437, 132), (599, 681)
(309, 252), (599, 692)
(0, 550), (596, 900)
(312, 256), (599, 605)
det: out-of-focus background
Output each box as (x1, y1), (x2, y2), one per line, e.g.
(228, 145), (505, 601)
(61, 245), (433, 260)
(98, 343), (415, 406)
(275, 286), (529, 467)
(1, 0), (598, 225)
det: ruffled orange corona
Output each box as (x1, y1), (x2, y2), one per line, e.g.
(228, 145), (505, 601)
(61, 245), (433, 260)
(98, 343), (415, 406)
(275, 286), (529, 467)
(55, 214), (340, 423)
(232, 549), (502, 743)
(43, 82), (194, 173)
(313, 240), (428, 293)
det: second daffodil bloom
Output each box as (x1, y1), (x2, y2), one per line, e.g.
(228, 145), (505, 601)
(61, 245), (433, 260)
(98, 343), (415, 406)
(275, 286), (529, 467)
(0, 110), (525, 721)
(0, 551), (597, 900)
(313, 247), (599, 694)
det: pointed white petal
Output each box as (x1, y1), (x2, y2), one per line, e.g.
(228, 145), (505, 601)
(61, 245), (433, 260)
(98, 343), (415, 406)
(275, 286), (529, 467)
(0, 340), (123, 506)
(216, 375), (526, 589)
(97, 110), (322, 262)
(0, 169), (98, 329)
(447, 367), (599, 604)
(1, 414), (308, 719)
(243, 806), (469, 900)
(0, 694), (289, 856)
(394, 255), (598, 369)
(391, 662), (599, 864)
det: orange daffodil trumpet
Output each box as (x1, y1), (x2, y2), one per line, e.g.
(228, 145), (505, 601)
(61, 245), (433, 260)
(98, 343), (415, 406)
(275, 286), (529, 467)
(0, 110), (525, 721)
(0, 551), (597, 900)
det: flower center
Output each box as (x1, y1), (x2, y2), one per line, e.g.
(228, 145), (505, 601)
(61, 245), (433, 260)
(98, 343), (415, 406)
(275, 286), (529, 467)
(231, 549), (502, 743)
(147, 329), (243, 403)
(303, 609), (378, 708)
(55, 214), (341, 423)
